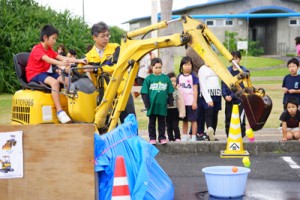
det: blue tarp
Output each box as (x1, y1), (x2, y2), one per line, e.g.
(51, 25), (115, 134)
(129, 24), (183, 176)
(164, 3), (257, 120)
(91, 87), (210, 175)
(94, 114), (174, 200)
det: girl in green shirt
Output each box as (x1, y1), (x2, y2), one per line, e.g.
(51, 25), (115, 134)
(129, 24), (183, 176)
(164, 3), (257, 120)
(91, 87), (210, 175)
(141, 58), (174, 145)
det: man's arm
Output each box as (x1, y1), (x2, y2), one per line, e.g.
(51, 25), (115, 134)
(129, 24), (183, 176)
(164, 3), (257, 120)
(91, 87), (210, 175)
(100, 46), (120, 74)
(56, 54), (86, 65)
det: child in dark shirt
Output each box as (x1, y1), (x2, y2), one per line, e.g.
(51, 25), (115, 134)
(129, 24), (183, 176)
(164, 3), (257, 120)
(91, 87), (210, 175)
(221, 51), (249, 138)
(282, 58), (300, 109)
(279, 97), (300, 142)
(166, 72), (185, 142)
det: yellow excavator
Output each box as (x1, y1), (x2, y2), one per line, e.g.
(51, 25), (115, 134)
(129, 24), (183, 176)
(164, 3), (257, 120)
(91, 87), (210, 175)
(11, 15), (272, 133)
(2, 135), (17, 150)
(0, 156), (14, 173)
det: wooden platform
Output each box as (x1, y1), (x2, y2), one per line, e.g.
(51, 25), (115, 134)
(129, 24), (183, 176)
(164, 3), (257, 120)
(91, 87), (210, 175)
(0, 124), (95, 200)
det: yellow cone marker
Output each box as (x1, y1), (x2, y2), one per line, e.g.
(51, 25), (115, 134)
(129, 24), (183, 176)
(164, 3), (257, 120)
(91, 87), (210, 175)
(220, 104), (250, 158)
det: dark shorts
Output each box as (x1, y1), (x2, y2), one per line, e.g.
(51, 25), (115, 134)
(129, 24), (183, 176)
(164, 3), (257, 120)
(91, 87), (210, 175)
(31, 72), (60, 84)
(181, 106), (197, 122)
(199, 96), (222, 111)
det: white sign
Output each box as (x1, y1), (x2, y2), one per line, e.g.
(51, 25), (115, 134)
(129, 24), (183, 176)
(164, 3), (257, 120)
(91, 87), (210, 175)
(237, 41), (248, 50)
(42, 105), (53, 121)
(0, 131), (23, 179)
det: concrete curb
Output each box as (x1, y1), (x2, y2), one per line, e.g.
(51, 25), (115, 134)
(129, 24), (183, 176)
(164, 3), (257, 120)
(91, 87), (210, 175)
(155, 141), (300, 155)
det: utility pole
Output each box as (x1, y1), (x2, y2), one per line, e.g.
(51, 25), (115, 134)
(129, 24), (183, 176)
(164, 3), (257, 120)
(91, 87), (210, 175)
(159, 0), (174, 74)
(151, 0), (158, 56)
(82, 0), (85, 21)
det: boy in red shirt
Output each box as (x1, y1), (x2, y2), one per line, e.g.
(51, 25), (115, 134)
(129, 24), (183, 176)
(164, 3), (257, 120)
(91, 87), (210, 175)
(26, 25), (86, 123)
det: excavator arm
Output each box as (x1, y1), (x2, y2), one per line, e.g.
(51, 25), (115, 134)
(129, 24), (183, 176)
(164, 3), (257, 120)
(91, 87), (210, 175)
(94, 15), (272, 132)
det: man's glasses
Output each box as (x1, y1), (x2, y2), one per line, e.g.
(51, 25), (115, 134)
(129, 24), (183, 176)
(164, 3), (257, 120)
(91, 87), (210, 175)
(97, 34), (111, 39)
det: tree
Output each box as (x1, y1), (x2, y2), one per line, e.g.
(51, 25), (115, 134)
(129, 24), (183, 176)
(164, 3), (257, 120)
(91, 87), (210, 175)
(159, 0), (174, 74)
(110, 26), (126, 44)
(0, 0), (125, 93)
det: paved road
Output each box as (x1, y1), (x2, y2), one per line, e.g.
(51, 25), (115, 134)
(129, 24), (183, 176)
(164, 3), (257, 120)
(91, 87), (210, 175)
(156, 152), (300, 200)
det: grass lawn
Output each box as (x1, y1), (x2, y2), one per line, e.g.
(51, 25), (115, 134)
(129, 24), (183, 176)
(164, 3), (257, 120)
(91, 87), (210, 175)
(174, 55), (286, 77)
(0, 94), (12, 124)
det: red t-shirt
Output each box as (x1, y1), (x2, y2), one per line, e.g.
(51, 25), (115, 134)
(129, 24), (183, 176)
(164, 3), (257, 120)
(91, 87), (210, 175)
(26, 43), (58, 82)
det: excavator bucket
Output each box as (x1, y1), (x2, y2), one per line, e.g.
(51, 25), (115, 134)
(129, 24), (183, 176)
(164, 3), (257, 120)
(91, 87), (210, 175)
(240, 93), (273, 131)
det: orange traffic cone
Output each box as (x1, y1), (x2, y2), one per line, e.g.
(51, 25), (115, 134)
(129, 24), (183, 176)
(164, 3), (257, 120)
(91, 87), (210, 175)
(220, 104), (249, 158)
(112, 156), (131, 200)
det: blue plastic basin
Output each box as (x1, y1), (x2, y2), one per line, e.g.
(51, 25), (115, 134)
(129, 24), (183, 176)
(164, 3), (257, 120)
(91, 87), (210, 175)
(202, 166), (250, 198)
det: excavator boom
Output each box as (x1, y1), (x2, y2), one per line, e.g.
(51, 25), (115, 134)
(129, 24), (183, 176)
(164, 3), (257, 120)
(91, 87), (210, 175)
(93, 15), (272, 132)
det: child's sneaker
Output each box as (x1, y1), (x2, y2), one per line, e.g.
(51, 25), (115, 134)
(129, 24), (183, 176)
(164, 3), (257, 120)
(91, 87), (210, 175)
(149, 140), (156, 145)
(190, 135), (196, 142)
(197, 133), (208, 141)
(57, 111), (71, 124)
(181, 135), (188, 142)
(175, 139), (181, 142)
(160, 139), (168, 145)
(207, 127), (216, 141)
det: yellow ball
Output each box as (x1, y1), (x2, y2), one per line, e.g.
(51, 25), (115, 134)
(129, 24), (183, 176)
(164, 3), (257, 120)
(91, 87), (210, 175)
(244, 162), (251, 168)
(242, 157), (251, 168)
(246, 128), (254, 138)
(242, 156), (249, 163)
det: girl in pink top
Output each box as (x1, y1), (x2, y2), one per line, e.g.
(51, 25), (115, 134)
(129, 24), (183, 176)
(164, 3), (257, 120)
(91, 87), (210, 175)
(295, 36), (300, 57)
(177, 56), (199, 142)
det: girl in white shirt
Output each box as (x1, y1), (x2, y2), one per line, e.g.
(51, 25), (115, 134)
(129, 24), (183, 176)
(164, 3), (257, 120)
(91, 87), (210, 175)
(198, 64), (221, 141)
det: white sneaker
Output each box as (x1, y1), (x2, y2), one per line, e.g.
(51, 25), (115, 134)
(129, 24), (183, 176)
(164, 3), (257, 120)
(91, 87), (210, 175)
(181, 134), (188, 142)
(190, 135), (196, 142)
(207, 127), (216, 141)
(57, 111), (71, 123)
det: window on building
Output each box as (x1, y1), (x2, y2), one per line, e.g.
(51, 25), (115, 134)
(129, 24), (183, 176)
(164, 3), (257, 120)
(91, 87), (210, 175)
(289, 18), (299, 26)
(205, 19), (234, 27)
(225, 19), (234, 26)
(206, 20), (215, 27)
(131, 23), (140, 31)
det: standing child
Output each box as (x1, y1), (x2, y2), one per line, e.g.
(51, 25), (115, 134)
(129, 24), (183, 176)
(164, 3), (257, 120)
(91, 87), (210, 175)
(166, 72), (185, 142)
(282, 58), (300, 109)
(141, 58), (174, 145)
(57, 44), (66, 56)
(295, 36), (300, 59)
(26, 25), (86, 123)
(198, 64), (221, 141)
(186, 47), (207, 141)
(177, 56), (198, 142)
(279, 97), (300, 142)
(221, 51), (249, 138)
(134, 52), (155, 98)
